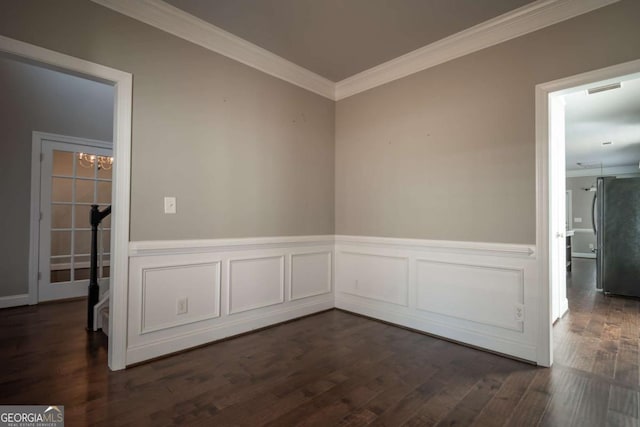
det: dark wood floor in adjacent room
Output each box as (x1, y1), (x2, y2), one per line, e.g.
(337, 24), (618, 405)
(1, 258), (639, 426)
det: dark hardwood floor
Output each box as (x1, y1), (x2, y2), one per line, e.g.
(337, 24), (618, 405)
(1, 260), (639, 426)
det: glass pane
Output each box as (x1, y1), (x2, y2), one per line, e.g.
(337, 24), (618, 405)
(74, 268), (90, 281)
(52, 150), (74, 176)
(75, 179), (94, 203)
(51, 269), (71, 283)
(75, 254), (90, 266)
(75, 205), (92, 229)
(50, 255), (71, 283)
(52, 178), (73, 202)
(74, 230), (92, 255)
(76, 153), (96, 178)
(51, 204), (72, 229)
(99, 229), (111, 254)
(97, 161), (113, 180)
(97, 181), (112, 204)
(102, 265), (111, 278)
(51, 231), (71, 256)
(101, 212), (111, 228)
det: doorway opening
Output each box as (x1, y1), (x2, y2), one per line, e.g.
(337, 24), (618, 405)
(0, 35), (132, 370)
(537, 59), (640, 367)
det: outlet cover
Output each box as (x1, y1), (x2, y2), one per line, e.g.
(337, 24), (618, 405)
(177, 297), (188, 315)
(515, 304), (525, 322)
(164, 197), (177, 214)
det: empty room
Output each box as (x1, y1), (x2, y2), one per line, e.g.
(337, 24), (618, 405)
(1, 0), (640, 425)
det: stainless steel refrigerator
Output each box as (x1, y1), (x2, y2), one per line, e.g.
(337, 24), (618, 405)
(593, 176), (640, 296)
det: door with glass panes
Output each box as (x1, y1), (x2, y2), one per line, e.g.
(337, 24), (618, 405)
(39, 140), (112, 302)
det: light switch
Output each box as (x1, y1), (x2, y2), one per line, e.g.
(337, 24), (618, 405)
(164, 197), (176, 214)
(574, 217), (582, 223)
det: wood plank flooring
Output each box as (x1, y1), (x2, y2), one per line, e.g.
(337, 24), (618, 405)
(1, 258), (639, 426)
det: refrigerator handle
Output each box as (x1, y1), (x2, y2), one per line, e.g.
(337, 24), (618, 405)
(591, 192), (597, 235)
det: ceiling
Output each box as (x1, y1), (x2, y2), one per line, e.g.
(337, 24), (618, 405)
(565, 78), (640, 171)
(165, 0), (533, 82)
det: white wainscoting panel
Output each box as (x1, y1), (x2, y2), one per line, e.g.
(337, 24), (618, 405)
(290, 252), (332, 301)
(334, 235), (538, 362)
(229, 256), (284, 314)
(127, 237), (334, 365)
(337, 252), (408, 306)
(416, 260), (524, 332)
(141, 262), (221, 334)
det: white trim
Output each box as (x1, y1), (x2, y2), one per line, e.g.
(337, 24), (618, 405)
(90, 0), (334, 99)
(535, 58), (640, 368)
(90, 0), (618, 101)
(335, 0), (621, 99)
(129, 235), (335, 256)
(335, 235), (535, 257)
(0, 294), (30, 309)
(572, 252), (596, 259)
(566, 165), (640, 177)
(0, 35), (132, 371)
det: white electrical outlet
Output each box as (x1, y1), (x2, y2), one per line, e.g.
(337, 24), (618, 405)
(164, 196), (177, 214)
(589, 243), (594, 250)
(574, 217), (582, 223)
(515, 304), (525, 321)
(177, 297), (188, 315)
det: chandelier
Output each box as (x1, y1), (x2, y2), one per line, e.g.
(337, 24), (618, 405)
(77, 152), (114, 170)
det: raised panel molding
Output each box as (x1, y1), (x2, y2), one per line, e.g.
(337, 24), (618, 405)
(141, 262), (221, 334)
(415, 259), (524, 332)
(126, 236), (334, 365)
(337, 251), (409, 306)
(228, 255), (285, 315)
(334, 235), (537, 362)
(290, 252), (332, 301)
(125, 235), (538, 364)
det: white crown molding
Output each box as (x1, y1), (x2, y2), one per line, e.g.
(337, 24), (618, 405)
(90, 0), (335, 100)
(566, 165), (640, 177)
(334, 0), (621, 100)
(92, 0), (620, 101)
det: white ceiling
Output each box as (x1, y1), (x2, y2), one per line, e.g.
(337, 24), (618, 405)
(164, 0), (532, 81)
(565, 78), (640, 171)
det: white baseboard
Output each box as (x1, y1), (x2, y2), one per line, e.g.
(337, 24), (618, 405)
(127, 297), (333, 364)
(0, 294), (30, 309)
(127, 236), (334, 365)
(334, 235), (538, 363)
(336, 298), (536, 361)
(572, 252), (596, 259)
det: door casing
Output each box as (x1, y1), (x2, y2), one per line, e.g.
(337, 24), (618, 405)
(1, 34), (132, 371)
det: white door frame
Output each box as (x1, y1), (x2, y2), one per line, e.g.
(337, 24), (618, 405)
(535, 58), (640, 367)
(30, 132), (113, 302)
(0, 35), (132, 371)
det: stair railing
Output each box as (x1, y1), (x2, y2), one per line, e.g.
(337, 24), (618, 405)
(88, 204), (111, 331)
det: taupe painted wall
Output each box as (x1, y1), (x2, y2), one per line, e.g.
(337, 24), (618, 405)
(336, 0), (640, 244)
(0, 0), (335, 246)
(0, 55), (114, 297)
